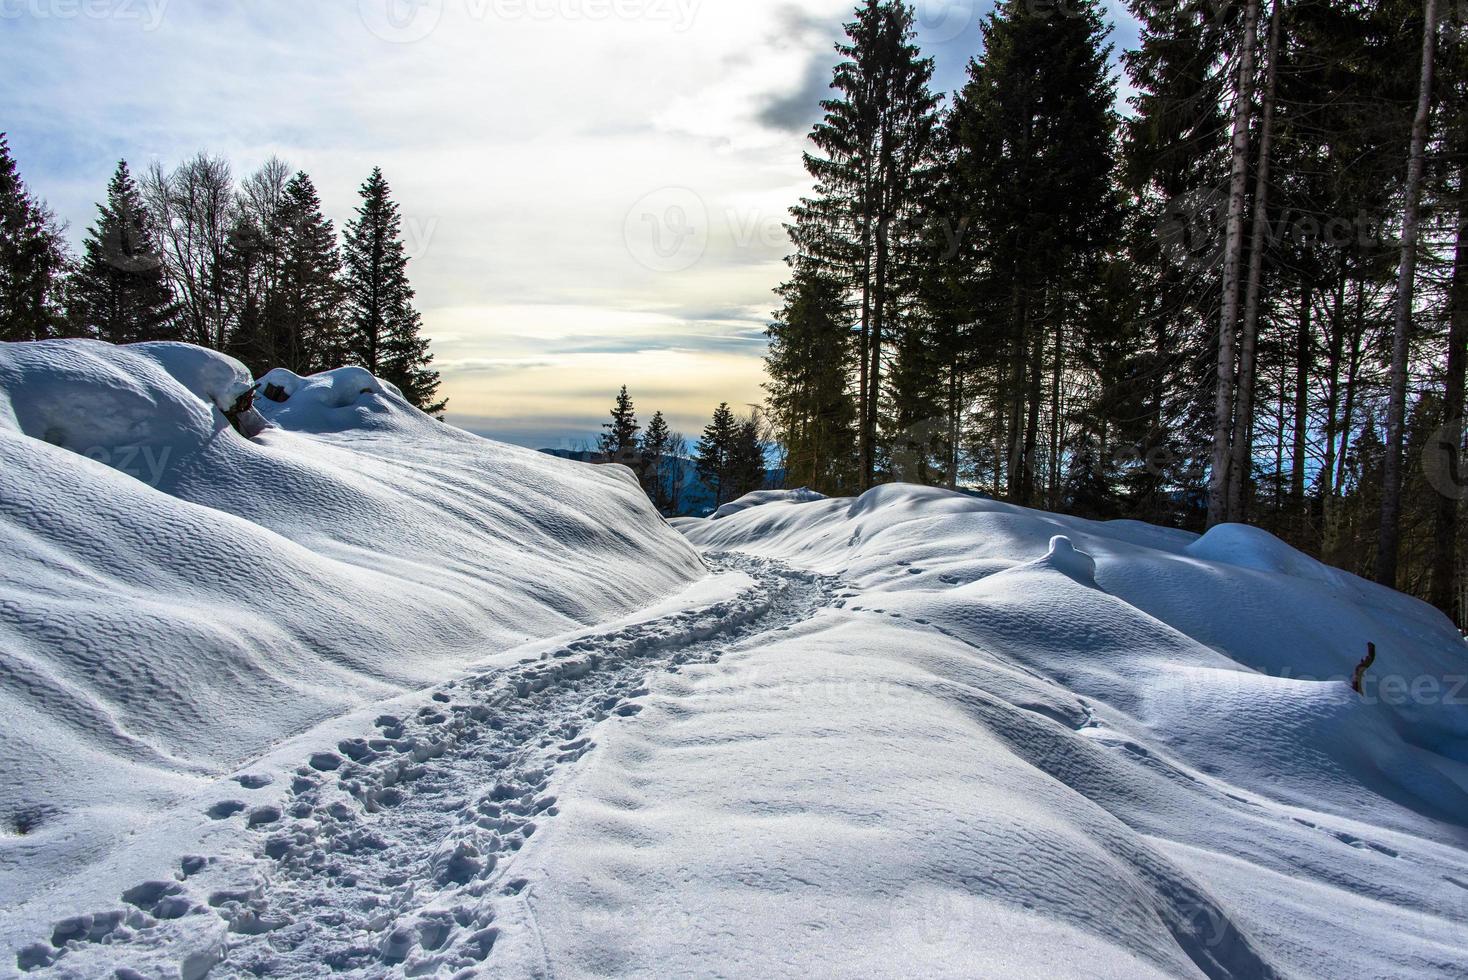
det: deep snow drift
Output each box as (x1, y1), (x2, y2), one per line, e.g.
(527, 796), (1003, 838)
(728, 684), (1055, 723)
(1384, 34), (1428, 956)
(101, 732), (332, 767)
(2, 340), (1466, 978)
(0, 340), (702, 911)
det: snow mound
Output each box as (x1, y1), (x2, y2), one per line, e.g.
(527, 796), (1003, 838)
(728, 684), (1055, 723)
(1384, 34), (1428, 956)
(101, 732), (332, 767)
(0, 339), (260, 463)
(256, 365), (414, 435)
(0, 339), (703, 904)
(1186, 522), (1339, 583)
(710, 486), (826, 520)
(678, 483), (1468, 807)
(1033, 534), (1098, 586)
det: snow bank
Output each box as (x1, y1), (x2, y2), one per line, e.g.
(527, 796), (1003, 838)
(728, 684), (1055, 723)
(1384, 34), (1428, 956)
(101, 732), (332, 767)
(0, 339), (702, 904)
(534, 483), (1468, 977)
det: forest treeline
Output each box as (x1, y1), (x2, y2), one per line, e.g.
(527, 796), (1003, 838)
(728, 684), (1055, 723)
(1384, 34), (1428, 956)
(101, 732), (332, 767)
(0, 140), (444, 412)
(764, 0), (1468, 625)
(590, 385), (769, 514)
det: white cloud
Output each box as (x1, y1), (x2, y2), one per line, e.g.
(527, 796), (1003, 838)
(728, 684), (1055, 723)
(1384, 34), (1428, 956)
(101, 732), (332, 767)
(4, 0), (1137, 446)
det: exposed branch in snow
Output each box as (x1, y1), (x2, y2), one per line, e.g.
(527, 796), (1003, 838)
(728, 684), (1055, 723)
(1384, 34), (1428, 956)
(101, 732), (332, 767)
(222, 383), (261, 437)
(1351, 643), (1378, 695)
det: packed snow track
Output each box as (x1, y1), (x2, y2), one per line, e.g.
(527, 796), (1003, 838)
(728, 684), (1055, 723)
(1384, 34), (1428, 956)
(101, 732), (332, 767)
(15, 555), (839, 978)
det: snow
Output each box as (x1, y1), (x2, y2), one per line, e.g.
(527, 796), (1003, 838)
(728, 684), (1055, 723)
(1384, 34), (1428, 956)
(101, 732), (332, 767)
(707, 486), (826, 521)
(0, 339), (702, 943)
(3, 345), (1466, 978)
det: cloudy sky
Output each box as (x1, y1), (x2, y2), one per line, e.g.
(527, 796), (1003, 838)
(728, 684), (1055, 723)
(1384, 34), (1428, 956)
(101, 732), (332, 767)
(2, 0), (1139, 448)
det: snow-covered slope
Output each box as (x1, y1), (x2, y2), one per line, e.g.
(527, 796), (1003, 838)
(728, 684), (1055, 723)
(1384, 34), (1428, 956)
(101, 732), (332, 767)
(5, 346), (1466, 978)
(493, 487), (1468, 978)
(0, 340), (702, 909)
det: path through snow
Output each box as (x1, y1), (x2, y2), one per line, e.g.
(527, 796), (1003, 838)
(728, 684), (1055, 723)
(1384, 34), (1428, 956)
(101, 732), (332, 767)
(18, 555), (839, 978)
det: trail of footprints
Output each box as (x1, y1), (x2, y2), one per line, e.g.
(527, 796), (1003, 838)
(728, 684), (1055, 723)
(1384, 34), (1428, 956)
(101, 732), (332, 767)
(20, 555), (838, 978)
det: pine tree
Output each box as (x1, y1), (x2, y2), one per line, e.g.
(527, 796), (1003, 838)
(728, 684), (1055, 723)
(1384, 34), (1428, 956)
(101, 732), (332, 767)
(1378, 0), (1442, 586)
(342, 168), (445, 414)
(765, 264), (858, 493)
(0, 133), (71, 342)
(1115, 0), (1236, 526)
(949, 0), (1120, 506)
(639, 410), (673, 512)
(274, 171), (346, 374)
(695, 402), (739, 507)
(788, 0), (941, 489)
(599, 385), (641, 464)
(728, 414), (769, 499)
(71, 160), (177, 343)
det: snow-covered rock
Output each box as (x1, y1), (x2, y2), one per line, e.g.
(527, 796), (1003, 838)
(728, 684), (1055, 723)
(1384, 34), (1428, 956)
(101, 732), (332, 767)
(0, 339), (702, 909)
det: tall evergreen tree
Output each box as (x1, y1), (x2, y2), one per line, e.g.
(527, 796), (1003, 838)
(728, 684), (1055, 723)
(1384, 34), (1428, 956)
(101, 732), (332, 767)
(341, 168), (445, 413)
(788, 0), (941, 489)
(274, 171), (346, 375)
(0, 133), (71, 342)
(949, 0), (1120, 506)
(599, 385), (641, 463)
(728, 413), (769, 499)
(695, 402), (739, 507)
(639, 410), (674, 512)
(71, 160), (177, 343)
(1378, 0), (1442, 586)
(765, 264), (858, 493)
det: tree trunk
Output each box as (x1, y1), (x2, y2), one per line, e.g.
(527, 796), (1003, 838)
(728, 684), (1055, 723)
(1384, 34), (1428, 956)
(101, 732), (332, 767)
(870, 210), (890, 487)
(858, 227), (873, 491)
(1378, 0), (1439, 587)
(1291, 283), (1310, 536)
(1208, 0), (1262, 527)
(1321, 265), (1347, 502)
(1334, 283), (1365, 499)
(1431, 157), (1468, 614)
(1050, 311), (1064, 510)
(1228, 0), (1283, 523)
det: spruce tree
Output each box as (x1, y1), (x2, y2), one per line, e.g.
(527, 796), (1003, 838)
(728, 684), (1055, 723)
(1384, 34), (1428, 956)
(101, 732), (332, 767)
(71, 160), (177, 343)
(599, 385), (641, 463)
(639, 410), (674, 511)
(788, 0), (941, 489)
(729, 414), (769, 499)
(950, 0), (1119, 507)
(341, 167), (443, 413)
(695, 402), (738, 506)
(0, 133), (71, 342)
(274, 171), (345, 374)
(765, 264), (858, 493)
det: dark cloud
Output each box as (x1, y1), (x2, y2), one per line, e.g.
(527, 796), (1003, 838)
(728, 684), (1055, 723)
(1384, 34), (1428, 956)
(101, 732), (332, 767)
(756, 53), (837, 133)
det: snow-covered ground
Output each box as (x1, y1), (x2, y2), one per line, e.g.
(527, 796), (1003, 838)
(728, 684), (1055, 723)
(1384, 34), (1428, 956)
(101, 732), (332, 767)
(1, 341), (1465, 977)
